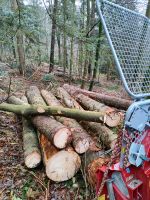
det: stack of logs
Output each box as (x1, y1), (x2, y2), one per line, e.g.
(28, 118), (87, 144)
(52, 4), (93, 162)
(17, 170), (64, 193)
(5, 84), (131, 188)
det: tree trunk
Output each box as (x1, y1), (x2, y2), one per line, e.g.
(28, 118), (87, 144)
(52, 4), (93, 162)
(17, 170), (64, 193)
(89, 22), (102, 91)
(81, 0), (90, 89)
(56, 31), (61, 65)
(39, 134), (81, 182)
(8, 96), (41, 168)
(63, 0), (68, 74)
(69, 37), (74, 84)
(146, 0), (150, 18)
(49, 0), (58, 73)
(41, 89), (94, 154)
(26, 86), (72, 149)
(63, 84), (132, 110)
(11, 0), (25, 75)
(11, 37), (16, 59)
(88, 0), (95, 80)
(76, 94), (122, 127)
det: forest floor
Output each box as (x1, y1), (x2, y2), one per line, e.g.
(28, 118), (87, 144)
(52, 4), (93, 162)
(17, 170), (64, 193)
(0, 62), (130, 200)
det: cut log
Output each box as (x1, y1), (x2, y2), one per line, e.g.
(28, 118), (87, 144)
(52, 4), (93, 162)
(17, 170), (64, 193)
(26, 86), (72, 149)
(82, 122), (117, 149)
(41, 89), (93, 154)
(23, 119), (41, 168)
(57, 87), (83, 109)
(63, 84), (132, 110)
(82, 150), (109, 188)
(32, 116), (72, 149)
(39, 133), (81, 182)
(8, 96), (41, 168)
(21, 95), (28, 103)
(76, 94), (122, 127)
(57, 88), (117, 149)
(8, 96), (26, 105)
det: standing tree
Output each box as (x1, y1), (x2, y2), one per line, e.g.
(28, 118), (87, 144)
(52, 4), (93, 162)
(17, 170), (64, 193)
(63, 0), (68, 74)
(81, 0), (90, 89)
(11, 0), (25, 75)
(89, 22), (102, 91)
(146, 0), (150, 18)
(49, 0), (58, 73)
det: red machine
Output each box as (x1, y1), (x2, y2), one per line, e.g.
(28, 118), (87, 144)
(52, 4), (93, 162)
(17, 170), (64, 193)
(96, 1), (150, 199)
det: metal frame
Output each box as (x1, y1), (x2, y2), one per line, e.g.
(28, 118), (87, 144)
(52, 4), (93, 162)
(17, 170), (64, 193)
(96, 0), (150, 100)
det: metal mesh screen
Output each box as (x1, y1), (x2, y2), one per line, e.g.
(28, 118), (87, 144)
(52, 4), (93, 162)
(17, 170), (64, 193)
(100, 0), (150, 96)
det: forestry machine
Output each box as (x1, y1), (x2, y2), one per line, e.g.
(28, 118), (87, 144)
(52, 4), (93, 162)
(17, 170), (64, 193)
(96, 0), (150, 199)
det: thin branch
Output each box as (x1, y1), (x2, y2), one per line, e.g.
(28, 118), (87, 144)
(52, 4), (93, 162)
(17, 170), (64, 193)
(86, 21), (100, 37)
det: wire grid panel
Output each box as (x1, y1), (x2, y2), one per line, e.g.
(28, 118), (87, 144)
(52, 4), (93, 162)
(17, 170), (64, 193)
(99, 0), (150, 96)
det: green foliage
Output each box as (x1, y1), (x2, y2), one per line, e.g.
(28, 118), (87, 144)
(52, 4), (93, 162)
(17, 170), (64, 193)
(107, 84), (120, 91)
(42, 73), (56, 82)
(0, 69), (8, 77)
(10, 191), (22, 200)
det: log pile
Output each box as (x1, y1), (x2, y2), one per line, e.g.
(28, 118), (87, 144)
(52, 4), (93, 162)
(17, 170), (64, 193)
(2, 85), (125, 188)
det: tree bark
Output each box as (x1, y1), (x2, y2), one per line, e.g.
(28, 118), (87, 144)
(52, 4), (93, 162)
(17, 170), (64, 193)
(69, 37), (74, 84)
(39, 133), (81, 182)
(49, 0), (58, 73)
(63, 84), (132, 110)
(76, 94), (122, 127)
(81, 0), (90, 89)
(146, 0), (150, 18)
(89, 22), (102, 91)
(23, 119), (41, 168)
(26, 86), (72, 149)
(57, 87), (117, 149)
(41, 89), (94, 154)
(82, 121), (117, 149)
(0, 102), (112, 123)
(63, 0), (68, 74)
(57, 87), (83, 110)
(56, 31), (61, 65)
(11, 0), (25, 75)
(8, 96), (41, 168)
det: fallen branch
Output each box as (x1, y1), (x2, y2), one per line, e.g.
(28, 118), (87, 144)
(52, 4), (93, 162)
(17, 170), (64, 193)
(0, 103), (109, 123)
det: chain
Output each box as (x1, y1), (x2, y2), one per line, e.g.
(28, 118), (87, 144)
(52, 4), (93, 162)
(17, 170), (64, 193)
(97, 130), (123, 197)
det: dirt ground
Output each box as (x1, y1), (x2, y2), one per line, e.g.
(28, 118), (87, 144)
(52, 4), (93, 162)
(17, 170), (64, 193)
(0, 63), (129, 200)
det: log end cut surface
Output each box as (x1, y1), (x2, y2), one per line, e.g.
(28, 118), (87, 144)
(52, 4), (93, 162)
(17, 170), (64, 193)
(25, 151), (41, 168)
(54, 127), (72, 149)
(46, 150), (81, 182)
(105, 112), (122, 128)
(74, 138), (90, 154)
